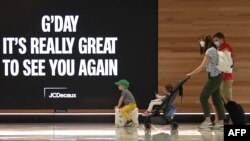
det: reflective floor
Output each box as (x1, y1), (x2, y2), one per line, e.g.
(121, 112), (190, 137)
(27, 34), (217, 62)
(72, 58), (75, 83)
(0, 123), (223, 141)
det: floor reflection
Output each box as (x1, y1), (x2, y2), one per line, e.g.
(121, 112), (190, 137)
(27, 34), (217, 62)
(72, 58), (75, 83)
(199, 129), (224, 141)
(115, 127), (139, 140)
(144, 129), (179, 141)
(0, 123), (224, 141)
(115, 127), (181, 141)
(114, 126), (223, 141)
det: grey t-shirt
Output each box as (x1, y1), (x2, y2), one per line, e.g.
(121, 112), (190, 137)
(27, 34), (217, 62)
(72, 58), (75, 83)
(121, 89), (136, 104)
(205, 47), (221, 77)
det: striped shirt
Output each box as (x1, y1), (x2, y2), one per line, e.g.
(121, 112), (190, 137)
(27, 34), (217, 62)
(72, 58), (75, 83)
(205, 47), (221, 77)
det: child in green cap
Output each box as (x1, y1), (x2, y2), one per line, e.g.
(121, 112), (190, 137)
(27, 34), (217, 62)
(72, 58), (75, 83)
(114, 79), (137, 127)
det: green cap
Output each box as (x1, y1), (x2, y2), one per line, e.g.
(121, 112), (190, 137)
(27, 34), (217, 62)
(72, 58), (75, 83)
(115, 79), (129, 88)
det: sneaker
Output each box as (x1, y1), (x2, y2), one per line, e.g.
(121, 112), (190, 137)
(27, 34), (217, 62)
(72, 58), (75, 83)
(124, 120), (134, 127)
(142, 111), (150, 117)
(212, 123), (224, 130)
(198, 120), (213, 129)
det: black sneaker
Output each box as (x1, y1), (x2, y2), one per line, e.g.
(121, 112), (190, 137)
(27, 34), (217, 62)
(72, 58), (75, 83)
(124, 120), (134, 127)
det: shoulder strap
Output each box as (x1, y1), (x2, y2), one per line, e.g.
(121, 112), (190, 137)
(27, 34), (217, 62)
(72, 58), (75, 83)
(179, 84), (183, 103)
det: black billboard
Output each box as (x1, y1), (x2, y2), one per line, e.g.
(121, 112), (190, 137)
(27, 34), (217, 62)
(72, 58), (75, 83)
(0, 0), (157, 109)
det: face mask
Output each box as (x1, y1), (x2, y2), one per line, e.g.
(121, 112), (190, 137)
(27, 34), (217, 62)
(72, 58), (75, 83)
(199, 41), (205, 48)
(214, 41), (220, 47)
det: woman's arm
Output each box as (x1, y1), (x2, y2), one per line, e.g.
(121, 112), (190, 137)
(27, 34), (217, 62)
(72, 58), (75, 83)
(187, 55), (209, 77)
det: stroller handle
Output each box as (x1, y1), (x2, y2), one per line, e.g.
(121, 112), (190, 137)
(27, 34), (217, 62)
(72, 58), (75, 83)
(179, 75), (190, 85)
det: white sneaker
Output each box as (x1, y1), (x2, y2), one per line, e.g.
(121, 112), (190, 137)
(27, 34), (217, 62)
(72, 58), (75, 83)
(212, 123), (224, 130)
(198, 120), (213, 129)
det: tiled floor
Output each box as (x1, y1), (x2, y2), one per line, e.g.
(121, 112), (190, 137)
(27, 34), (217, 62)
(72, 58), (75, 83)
(0, 123), (223, 141)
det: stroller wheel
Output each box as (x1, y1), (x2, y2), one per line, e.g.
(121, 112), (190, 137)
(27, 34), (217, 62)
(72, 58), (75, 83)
(171, 129), (178, 135)
(170, 122), (178, 130)
(144, 122), (151, 130)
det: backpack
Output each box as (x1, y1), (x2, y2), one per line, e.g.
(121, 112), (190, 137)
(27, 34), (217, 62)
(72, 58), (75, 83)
(217, 50), (233, 72)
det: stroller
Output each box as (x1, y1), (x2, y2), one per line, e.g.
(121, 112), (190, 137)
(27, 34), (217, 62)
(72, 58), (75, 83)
(144, 76), (190, 130)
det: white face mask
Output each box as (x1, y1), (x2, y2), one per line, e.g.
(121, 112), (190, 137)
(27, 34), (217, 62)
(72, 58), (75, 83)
(200, 40), (205, 48)
(214, 41), (220, 47)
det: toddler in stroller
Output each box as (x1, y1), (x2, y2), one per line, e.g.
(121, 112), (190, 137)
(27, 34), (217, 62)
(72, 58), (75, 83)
(144, 77), (190, 130)
(142, 84), (174, 117)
